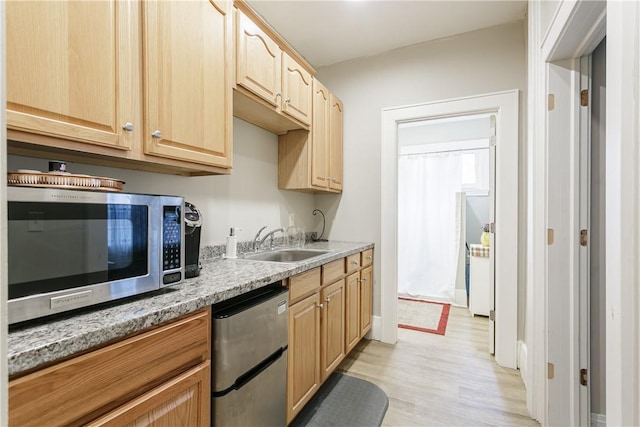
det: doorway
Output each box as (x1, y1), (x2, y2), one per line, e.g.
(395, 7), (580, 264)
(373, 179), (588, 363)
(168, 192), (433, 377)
(396, 114), (491, 307)
(380, 90), (519, 369)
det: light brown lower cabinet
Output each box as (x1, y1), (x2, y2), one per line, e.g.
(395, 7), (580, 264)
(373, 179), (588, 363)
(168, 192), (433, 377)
(287, 291), (321, 424)
(345, 271), (361, 354)
(87, 362), (210, 427)
(287, 250), (373, 424)
(360, 265), (373, 336)
(9, 308), (211, 426)
(320, 279), (345, 382)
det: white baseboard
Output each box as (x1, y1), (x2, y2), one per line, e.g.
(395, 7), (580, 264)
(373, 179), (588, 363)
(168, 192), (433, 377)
(518, 340), (527, 389)
(591, 413), (606, 427)
(454, 289), (468, 307)
(371, 315), (382, 341)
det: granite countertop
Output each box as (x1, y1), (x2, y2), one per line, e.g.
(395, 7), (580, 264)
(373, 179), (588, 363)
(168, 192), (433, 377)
(8, 240), (373, 377)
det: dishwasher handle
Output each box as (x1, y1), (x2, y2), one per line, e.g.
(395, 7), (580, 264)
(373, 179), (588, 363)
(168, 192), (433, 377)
(212, 346), (287, 398)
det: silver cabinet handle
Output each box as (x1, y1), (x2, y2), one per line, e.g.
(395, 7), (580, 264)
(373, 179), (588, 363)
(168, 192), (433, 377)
(285, 97), (291, 103)
(122, 122), (134, 132)
(351, 261), (359, 265)
(325, 297), (331, 304)
(151, 130), (162, 139)
(276, 92), (282, 97)
(316, 303), (324, 309)
(367, 256), (372, 260)
(361, 278), (367, 282)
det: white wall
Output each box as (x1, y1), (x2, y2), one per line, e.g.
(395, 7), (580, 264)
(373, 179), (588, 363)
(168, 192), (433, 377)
(8, 118), (316, 247)
(315, 21), (527, 335)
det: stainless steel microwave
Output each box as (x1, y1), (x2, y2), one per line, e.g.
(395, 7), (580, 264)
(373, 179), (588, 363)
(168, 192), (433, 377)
(7, 187), (184, 324)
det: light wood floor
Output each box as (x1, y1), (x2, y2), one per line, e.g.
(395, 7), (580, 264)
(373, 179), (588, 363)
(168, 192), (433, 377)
(337, 306), (539, 426)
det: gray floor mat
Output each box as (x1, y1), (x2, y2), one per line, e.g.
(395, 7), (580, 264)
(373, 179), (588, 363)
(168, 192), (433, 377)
(290, 372), (389, 427)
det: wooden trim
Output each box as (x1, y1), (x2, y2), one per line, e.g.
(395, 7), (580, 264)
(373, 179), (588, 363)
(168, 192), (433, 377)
(7, 137), (231, 176)
(233, 0), (315, 76)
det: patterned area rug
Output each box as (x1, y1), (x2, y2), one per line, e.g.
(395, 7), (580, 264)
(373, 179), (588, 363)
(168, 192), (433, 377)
(397, 297), (451, 335)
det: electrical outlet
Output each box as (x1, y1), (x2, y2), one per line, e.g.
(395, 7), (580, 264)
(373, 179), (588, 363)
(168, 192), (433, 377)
(288, 213), (295, 227)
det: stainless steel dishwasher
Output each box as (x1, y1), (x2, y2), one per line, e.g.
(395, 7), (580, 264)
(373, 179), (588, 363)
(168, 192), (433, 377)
(212, 282), (288, 426)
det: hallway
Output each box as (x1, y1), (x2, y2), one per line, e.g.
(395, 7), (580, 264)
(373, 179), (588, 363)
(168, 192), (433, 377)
(337, 306), (537, 426)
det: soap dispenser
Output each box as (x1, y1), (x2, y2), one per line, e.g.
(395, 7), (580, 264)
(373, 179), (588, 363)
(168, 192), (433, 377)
(225, 228), (241, 258)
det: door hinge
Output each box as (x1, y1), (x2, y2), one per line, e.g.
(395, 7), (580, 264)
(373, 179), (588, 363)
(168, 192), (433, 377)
(489, 309), (495, 321)
(547, 228), (555, 245)
(548, 362), (555, 379)
(580, 229), (588, 247)
(490, 222), (495, 234)
(580, 368), (588, 386)
(580, 89), (589, 107)
(548, 94), (555, 111)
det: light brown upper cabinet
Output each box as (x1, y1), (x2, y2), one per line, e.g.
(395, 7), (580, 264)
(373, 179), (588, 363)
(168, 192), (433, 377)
(6, 1), (135, 152)
(328, 94), (344, 191)
(281, 53), (313, 125)
(143, 0), (233, 168)
(233, 3), (313, 134)
(236, 9), (282, 108)
(311, 80), (330, 189)
(6, 0), (233, 176)
(278, 82), (343, 193)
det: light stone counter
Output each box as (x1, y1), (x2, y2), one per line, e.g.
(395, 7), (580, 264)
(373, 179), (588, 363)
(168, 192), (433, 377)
(8, 240), (373, 377)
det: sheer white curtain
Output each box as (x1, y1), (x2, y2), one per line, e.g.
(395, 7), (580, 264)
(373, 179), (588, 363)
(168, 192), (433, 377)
(398, 151), (464, 301)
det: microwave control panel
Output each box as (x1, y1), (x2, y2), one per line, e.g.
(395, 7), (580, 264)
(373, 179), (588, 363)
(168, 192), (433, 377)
(162, 205), (182, 282)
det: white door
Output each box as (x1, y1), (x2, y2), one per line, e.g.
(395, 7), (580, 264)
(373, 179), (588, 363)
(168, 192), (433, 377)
(577, 54), (591, 427)
(546, 58), (582, 426)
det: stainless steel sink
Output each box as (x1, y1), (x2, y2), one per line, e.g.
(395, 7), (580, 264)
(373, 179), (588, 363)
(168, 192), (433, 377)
(240, 249), (330, 263)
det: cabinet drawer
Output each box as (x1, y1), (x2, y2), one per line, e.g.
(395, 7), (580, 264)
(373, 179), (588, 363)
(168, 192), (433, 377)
(9, 308), (211, 427)
(361, 249), (373, 267)
(322, 258), (345, 285)
(290, 267), (321, 303)
(345, 254), (361, 274)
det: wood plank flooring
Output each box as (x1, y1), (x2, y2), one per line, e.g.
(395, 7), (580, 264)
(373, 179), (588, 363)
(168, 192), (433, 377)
(336, 306), (539, 426)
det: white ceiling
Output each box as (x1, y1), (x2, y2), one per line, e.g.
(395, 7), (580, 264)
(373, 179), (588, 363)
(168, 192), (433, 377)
(247, 1), (528, 69)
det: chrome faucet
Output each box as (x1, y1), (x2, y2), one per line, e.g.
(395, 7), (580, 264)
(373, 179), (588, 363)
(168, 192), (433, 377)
(255, 227), (284, 251)
(253, 226), (268, 251)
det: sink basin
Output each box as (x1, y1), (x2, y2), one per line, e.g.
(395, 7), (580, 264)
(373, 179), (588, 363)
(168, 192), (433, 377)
(241, 249), (330, 263)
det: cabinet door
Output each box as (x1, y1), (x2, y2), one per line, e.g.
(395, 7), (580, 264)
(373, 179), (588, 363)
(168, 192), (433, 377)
(282, 52), (313, 125)
(87, 362), (210, 427)
(236, 10), (282, 107)
(360, 266), (373, 336)
(287, 292), (321, 424)
(6, 1), (137, 150)
(345, 272), (361, 354)
(320, 280), (345, 382)
(144, 0), (232, 168)
(311, 80), (330, 188)
(329, 94), (344, 191)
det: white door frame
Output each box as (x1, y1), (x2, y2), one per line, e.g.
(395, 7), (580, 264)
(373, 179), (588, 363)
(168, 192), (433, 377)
(380, 90), (519, 369)
(528, 0), (606, 424)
